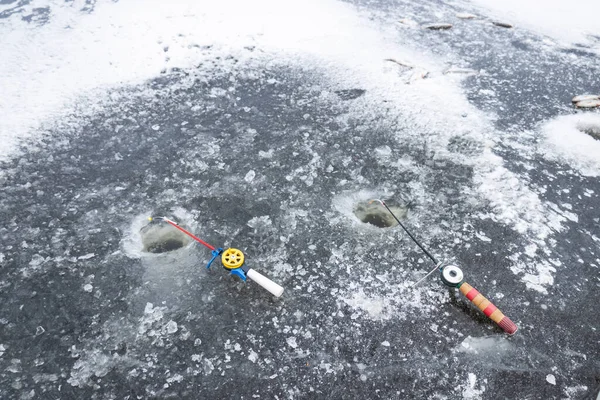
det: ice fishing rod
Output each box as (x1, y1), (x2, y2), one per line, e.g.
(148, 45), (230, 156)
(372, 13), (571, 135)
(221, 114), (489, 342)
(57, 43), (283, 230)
(148, 217), (284, 297)
(370, 199), (517, 335)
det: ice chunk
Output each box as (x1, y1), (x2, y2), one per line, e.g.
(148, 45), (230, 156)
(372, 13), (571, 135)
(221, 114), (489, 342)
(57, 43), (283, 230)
(286, 337), (298, 349)
(165, 321), (178, 334)
(244, 170), (256, 182)
(202, 359), (214, 375)
(248, 350), (258, 363)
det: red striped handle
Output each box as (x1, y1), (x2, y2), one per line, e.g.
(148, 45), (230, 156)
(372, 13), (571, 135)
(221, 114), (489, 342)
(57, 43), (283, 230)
(459, 282), (517, 335)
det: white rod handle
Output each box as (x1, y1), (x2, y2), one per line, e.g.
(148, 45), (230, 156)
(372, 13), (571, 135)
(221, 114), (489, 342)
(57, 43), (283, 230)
(246, 269), (284, 297)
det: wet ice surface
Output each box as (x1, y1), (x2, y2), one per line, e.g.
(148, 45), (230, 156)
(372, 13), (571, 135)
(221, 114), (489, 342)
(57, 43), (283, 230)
(1, 0), (599, 399)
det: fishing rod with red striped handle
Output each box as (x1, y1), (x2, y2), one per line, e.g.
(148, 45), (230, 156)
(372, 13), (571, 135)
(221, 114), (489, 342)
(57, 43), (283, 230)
(370, 199), (517, 335)
(438, 265), (517, 334)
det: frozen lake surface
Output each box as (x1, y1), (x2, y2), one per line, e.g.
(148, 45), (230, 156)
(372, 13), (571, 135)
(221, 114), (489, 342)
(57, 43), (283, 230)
(0, 0), (599, 398)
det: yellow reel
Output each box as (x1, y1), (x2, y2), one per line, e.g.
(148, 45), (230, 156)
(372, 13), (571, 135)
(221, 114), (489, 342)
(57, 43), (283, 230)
(221, 248), (245, 270)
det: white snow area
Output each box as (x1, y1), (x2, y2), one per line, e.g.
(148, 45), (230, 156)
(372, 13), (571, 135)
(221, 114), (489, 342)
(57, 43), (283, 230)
(540, 113), (600, 177)
(0, 0), (464, 162)
(466, 0), (600, 49)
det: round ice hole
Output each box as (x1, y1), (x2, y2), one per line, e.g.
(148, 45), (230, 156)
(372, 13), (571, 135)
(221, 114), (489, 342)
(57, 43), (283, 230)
(577, 121), (600, 140)
(140, 220), (192, 254)
(353, 200), (408, 228)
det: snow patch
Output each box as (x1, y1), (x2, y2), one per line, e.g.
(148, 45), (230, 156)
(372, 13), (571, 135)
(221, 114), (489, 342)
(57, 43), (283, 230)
(460, 373), (486, 399)
(467, 0), (600, 50)
(343, 289), (390, 320)
(540, 113), (600, 177)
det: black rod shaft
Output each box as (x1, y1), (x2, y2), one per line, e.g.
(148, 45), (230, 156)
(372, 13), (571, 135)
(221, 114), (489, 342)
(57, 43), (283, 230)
(379, 200), (439, 265)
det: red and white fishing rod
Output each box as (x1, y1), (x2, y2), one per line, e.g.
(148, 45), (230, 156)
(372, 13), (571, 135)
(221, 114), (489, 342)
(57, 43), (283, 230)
(149, 217), (284, 297)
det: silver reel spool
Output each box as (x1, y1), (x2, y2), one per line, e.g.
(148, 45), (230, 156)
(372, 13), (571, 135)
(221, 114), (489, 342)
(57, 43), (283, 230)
(440, 265), (464, 287)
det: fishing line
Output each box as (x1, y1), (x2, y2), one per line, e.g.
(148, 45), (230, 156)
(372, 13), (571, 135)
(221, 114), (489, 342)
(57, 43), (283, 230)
(150, 216), (216, 250)
(370, 199), (438, 265)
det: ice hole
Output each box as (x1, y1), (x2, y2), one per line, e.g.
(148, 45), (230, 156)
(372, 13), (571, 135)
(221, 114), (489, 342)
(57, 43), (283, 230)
(140, 220), (191, 253)
(353, 200), (408, 228)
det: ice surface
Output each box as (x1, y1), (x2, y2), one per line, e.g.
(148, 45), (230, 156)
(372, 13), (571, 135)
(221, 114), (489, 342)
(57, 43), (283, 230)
(1, 0), (599, 398)
(458, 335), (513, 355)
